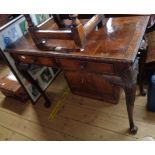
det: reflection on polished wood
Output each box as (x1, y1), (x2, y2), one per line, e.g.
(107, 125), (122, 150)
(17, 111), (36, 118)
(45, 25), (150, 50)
(6, 15), (150, 134)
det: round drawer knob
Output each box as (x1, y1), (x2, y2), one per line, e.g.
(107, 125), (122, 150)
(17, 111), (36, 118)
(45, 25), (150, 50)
(80, 62), (87, 69)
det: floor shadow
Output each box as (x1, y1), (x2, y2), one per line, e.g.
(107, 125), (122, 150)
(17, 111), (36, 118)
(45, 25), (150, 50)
(0, 71), (135, 140)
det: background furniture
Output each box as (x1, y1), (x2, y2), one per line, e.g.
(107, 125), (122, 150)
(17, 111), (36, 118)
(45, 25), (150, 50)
(24, 14), (107, 49)
(139, 30), (155, 95)
(0, 71), (28, 101)
(147, 74), (155, 112)
(138, 28), (155, 112)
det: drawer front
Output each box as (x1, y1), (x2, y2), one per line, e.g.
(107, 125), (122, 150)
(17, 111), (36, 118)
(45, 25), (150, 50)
(17, 55), (56, 67)
(59, 58), (114, 74)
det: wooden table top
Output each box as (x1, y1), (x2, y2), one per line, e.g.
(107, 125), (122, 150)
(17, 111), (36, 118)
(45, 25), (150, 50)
(6, 15), (150, 64)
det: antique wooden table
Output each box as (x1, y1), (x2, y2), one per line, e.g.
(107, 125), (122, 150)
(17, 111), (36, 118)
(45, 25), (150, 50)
(6, 15), (150, 134)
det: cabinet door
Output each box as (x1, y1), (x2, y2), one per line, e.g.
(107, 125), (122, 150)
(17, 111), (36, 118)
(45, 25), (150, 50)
(91, 73), (114, 96)
(64, 71), (88, 92)
(64, 71), (116, 102)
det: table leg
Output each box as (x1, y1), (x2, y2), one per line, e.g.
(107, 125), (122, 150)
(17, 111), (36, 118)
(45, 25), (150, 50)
(102, 60), (139, 134)
(124, 86), (138, 134)
(121, 61), (139, 134)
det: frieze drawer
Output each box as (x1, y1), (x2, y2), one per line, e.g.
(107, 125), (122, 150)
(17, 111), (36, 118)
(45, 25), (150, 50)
(17, 55), (56, 67)
(58, 58), (114, 74)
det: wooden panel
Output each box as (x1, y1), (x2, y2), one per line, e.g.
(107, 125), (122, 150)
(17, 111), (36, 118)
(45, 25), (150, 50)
(38, 57), (56, 66)
(17, 55), (56, 67)
(35, 29), (72, 40)
(59, 58), (114, 74)
(64, 71), (119, 104)
(0, 14), (19, 27)
(91, 73), (114, 95)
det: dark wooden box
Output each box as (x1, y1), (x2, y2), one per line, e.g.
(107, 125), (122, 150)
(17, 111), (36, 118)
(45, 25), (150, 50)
(0, 72), (28, 102)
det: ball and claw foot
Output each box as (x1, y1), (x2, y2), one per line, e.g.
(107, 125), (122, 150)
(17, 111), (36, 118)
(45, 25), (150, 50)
(129, 126), (138, 134)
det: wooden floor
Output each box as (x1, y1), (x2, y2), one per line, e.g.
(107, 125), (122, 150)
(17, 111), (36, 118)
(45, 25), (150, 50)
(0, 64), (155, 141)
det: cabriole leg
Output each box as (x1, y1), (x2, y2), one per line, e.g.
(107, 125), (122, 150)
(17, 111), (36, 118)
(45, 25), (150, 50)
(124, 86), (138, 134)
